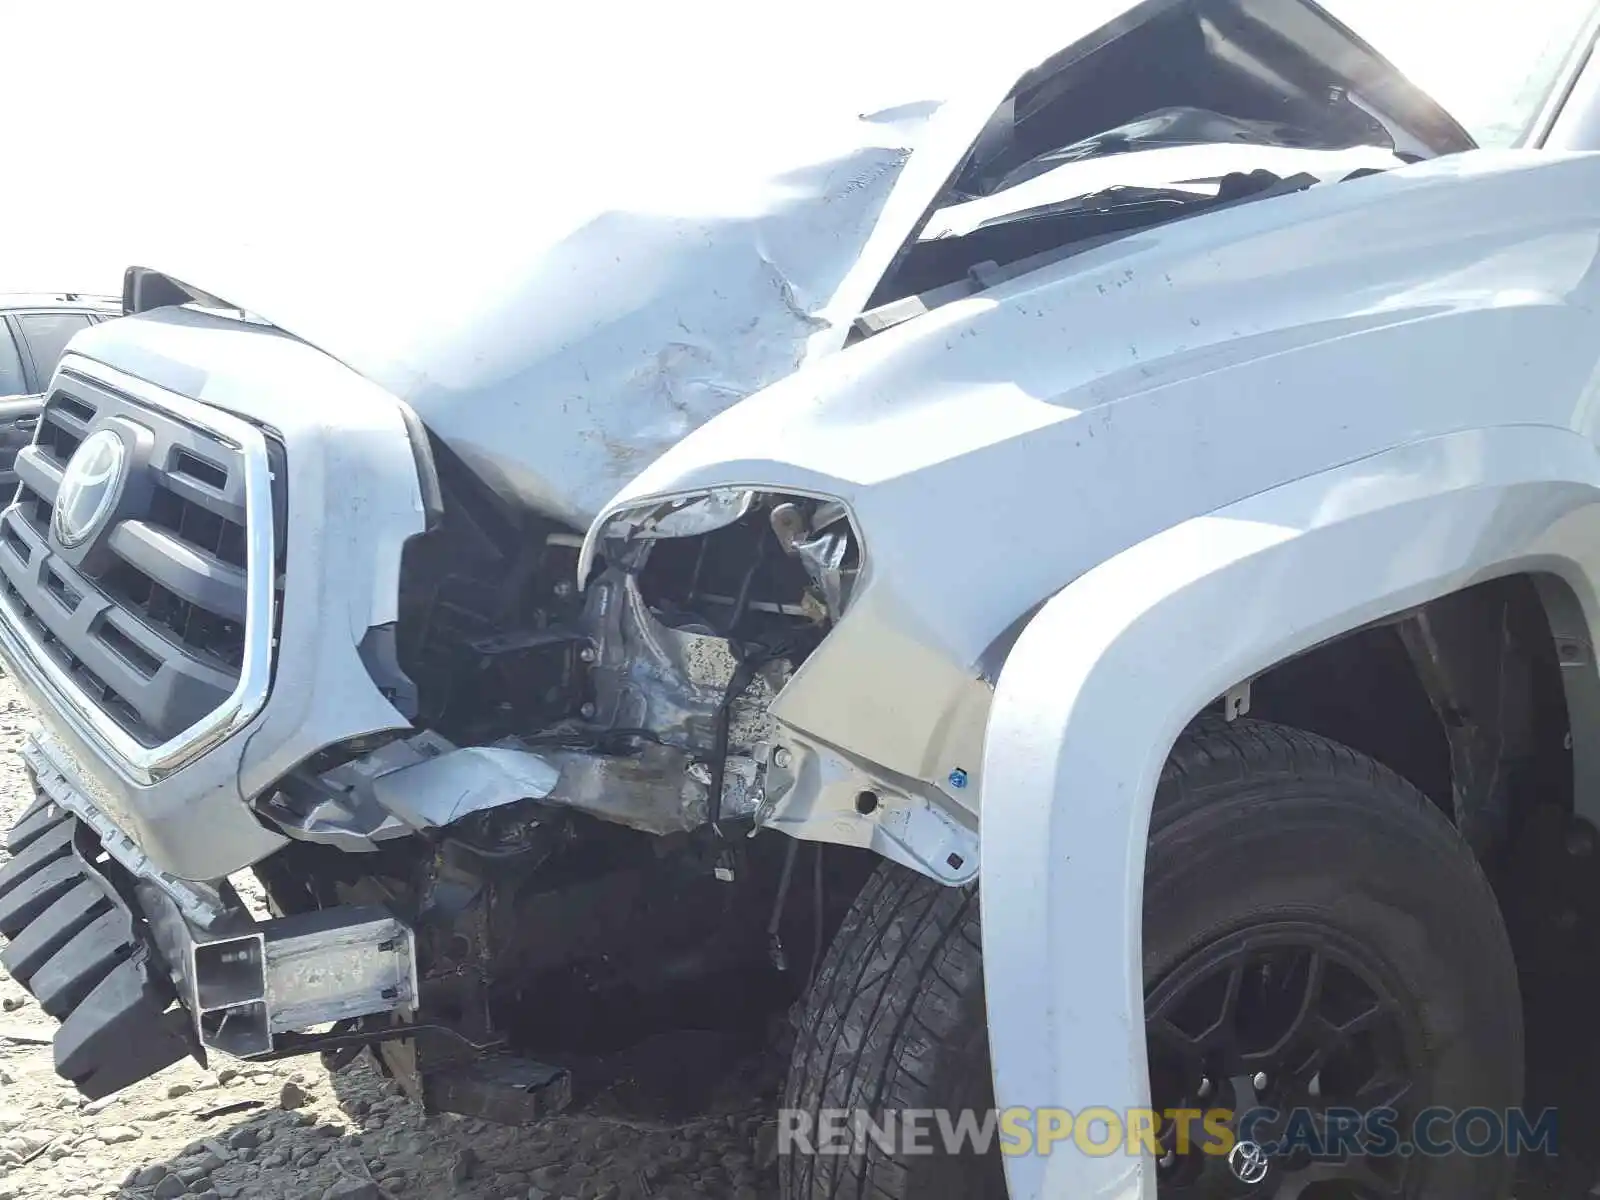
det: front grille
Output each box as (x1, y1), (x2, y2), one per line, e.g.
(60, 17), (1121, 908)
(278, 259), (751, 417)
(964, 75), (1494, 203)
(0, 372), (280, 751)
(101, 558), (243, 668)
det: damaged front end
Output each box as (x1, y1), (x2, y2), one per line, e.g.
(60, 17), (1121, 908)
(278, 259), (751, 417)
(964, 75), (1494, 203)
(233, 486), (955, 1121)
(279, 487), (859, 848)
(0, 419), (975, 1121)
(0, 0), (1484, 1123)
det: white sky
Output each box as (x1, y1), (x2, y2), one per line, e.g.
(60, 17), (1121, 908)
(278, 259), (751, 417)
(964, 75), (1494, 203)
(4, 1), (1000, 296)
(4, 0), (1594, 297)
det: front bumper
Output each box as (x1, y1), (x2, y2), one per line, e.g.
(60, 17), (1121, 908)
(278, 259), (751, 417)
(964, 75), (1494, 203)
(0, 736), (420, 1097)
(0, 489), (290, 884)
(0, 313), (429, 883)
(0, 351), (292, 882)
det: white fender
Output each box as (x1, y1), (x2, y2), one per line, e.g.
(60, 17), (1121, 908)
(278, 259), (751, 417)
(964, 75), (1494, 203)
(980, 423), (1600, 1199)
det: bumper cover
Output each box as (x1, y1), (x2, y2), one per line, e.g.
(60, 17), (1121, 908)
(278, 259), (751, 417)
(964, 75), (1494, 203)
(0, 314), (429, 883)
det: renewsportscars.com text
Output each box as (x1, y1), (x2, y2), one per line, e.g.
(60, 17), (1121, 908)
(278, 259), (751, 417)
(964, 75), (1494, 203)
(777, 1106), (1559, 1159)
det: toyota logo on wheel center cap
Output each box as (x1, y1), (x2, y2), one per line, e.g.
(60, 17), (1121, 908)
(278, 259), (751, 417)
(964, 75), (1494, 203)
(52, 428), (129, 549)
(1227, 1140), (1271, 1185)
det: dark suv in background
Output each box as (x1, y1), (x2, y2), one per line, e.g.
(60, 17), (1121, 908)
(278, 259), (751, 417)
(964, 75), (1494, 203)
(0, 294), (121, 486)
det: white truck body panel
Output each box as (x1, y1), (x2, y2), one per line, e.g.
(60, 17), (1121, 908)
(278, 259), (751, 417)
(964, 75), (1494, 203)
(118, 0), (1469, 532)
(591, 148), (1600, 1190)
(595, 148), (1600, 806)
(983, 425), (1600, 1198)
(117, 5), (1108, 530)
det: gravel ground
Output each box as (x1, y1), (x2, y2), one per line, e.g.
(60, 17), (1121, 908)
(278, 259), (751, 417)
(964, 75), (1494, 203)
(0, 676), (781, 1200)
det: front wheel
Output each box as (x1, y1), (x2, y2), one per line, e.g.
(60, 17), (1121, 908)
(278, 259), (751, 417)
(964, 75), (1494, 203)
(781, 719), (1524, 1199)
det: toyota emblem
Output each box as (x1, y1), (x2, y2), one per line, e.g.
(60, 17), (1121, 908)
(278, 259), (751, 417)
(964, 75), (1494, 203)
(52, 428), (128, 549)
(1228, 1140), (1271, 1185)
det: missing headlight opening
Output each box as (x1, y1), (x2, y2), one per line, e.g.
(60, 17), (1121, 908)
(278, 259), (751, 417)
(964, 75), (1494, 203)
(301, 490), (862, 846)
(230, 488), (899, 1123)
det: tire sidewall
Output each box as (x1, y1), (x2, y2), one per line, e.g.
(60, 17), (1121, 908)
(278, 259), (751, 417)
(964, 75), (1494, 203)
(1145, 779), (1523, 1197)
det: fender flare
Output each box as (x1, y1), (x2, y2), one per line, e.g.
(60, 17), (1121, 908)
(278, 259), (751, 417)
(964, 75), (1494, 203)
(980, 424), (1600, 1200)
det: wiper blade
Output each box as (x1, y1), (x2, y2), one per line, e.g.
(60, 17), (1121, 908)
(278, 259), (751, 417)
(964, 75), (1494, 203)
(926, 142), (1402, 243)
(860, 171), (1319, 339)
(966, 167), (1300, 234)
(968, 183), (1211, 232)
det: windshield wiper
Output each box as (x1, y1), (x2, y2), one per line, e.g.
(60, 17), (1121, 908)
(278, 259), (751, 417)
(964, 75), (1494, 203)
(964, 167), (1297, 236)
(856, 171), (1318, 340)
(967, 183), (1211, 233)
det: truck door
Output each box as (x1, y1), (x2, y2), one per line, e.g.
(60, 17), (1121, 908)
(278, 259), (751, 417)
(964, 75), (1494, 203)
(0, 311), (95, 490)
(0, 321), (39, 491)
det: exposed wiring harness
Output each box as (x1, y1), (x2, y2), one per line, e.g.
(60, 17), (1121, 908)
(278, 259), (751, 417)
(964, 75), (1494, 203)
(708, 536), (769, 838)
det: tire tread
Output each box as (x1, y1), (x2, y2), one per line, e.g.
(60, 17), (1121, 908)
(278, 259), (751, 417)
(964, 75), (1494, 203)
(783, 717), (1519, 1200)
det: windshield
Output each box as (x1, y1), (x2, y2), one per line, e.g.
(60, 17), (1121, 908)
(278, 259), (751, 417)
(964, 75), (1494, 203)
(1323, 0), (1599, 146)
(883, 0), (1600, 327)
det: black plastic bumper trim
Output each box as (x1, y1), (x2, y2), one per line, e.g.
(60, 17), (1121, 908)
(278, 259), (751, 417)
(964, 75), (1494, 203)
(0, 800), (193, 1098)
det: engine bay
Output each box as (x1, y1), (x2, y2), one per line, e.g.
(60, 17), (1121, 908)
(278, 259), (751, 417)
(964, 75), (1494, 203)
(352, 439), (854, 838)
(251, 448), (875, 1120)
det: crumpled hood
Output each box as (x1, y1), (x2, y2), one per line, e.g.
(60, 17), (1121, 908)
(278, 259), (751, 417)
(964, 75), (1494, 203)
(123, 3), (1050, 529)
(123, 0), (1468, 530)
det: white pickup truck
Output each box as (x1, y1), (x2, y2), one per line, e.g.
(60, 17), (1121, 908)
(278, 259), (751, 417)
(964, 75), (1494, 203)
(3, 1), (1600, 1196)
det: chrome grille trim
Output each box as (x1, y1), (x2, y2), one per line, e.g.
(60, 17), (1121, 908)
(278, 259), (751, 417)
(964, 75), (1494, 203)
(0, 354), (277, 785)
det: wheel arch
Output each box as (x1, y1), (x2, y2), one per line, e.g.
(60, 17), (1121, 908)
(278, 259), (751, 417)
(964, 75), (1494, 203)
(1235, 571), (1577, 858)
(979, 424), (1600, 1200)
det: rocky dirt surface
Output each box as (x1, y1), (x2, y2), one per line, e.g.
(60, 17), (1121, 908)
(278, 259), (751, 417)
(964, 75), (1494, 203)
(0, 677), (781, 1200)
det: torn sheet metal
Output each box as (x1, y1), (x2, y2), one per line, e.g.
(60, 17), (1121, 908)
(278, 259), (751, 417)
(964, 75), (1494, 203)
(541, 744), (705, 834)
(303, 730), (561, 834)
(320, 726), (762, 839)
(262, 787), (411, 853)
(367, 744), (561, 831)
